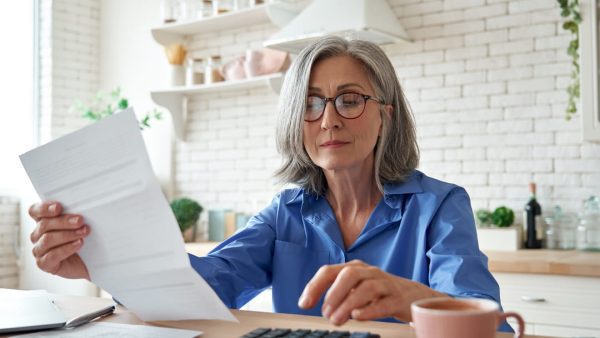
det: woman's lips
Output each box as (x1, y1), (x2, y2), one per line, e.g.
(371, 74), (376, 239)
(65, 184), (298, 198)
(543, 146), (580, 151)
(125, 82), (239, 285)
(320, 140), (350, 148)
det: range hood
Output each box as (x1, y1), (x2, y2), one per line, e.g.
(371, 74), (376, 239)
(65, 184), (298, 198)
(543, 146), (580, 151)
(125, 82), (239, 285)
(264, 0), (410, 53)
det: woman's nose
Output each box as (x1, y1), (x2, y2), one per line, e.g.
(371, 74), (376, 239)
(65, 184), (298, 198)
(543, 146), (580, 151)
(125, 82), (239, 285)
(320, 101), (342, 130)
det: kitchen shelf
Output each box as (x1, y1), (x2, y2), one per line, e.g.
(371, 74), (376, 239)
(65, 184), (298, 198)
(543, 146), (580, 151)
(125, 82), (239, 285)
(149, 1), (307, 140)
(151, 1), (307, 46)
(150, 72), (284, 140)
(151, 5), (270, 46)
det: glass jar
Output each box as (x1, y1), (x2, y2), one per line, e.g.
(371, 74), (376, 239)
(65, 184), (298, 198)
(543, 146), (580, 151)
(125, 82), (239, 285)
(577, 196), (600, 251)
(544, 206), (577, 250)
(213, 0), (233, 15)
(186, 58), (205, 86)
(200, 0), (213, 18)
(205, 55), (224, 84)
(160, 0), (177, 23)
(234, 0), (250, 11)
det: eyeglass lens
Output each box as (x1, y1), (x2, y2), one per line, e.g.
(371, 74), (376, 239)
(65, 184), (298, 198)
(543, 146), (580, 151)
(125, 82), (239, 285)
(305, 93), (367, 121)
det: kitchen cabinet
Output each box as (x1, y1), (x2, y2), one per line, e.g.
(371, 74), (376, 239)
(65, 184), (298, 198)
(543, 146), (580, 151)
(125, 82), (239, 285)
(494, 272), (600, 337)
(149, 1), (306, 140)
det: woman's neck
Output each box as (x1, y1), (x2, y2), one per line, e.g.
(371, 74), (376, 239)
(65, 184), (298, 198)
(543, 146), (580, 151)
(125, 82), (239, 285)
(325, 172), (381, 216)
(323, 157), (383, 248)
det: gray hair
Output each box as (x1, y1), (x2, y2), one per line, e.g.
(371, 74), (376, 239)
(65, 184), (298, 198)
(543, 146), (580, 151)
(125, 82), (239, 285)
(274, 36), (419, 196)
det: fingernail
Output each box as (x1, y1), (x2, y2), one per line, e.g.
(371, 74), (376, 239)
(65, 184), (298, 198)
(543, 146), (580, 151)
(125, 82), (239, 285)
(76, 226), (87, 235)
(322, 305), (332, 318)
(329, 314), (340, 325)
(72, 239), (82, 246)
(69, 216), (79, 225)
(48, 204), (57, 213)
(331, 312), (345, 325)
(298, 295), (310, 308)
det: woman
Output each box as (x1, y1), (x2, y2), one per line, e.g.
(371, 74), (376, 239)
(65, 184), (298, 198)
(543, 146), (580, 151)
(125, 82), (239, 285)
(28, 36), (512, 332)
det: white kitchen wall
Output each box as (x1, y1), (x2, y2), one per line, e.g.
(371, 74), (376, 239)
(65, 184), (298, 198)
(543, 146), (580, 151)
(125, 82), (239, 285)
(98, 0), (174, 195)
(388, 0), (600, 214)
(39, 0), (100, 142)
(54, 0), (600, 228)
(19, 0), (99, 295)
(0, 197), (19, 288)
(173, 0), (600, 219)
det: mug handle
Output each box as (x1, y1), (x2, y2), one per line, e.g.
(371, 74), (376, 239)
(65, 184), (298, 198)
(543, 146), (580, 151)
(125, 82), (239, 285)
(498, 311), (525, 338)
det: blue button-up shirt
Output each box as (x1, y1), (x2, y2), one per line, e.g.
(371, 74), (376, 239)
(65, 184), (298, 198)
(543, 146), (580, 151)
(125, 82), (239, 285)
(189, 170), (512, 332)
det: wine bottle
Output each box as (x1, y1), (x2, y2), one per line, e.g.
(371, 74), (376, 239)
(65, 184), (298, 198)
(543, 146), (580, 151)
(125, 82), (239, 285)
(524, 182), (543, 249)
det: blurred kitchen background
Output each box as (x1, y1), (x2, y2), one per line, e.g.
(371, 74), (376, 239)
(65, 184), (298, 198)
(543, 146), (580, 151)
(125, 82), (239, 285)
(1, 0), (599, 336)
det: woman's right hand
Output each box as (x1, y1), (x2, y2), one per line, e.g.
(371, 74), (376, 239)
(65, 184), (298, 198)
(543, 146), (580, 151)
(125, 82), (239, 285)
(28, 201), (91, 280)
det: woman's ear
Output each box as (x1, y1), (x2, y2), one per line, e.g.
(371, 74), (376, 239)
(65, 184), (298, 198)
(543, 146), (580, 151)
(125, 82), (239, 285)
(384, 104), (393, 118)
(379, 105), (393, 136)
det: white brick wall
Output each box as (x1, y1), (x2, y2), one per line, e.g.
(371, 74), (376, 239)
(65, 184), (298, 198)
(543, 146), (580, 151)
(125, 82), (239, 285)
(40, 0), (100, 143)
(40, 1), (599, 228)
(174, 0), (600, 222)
(0, 197), (19, 288)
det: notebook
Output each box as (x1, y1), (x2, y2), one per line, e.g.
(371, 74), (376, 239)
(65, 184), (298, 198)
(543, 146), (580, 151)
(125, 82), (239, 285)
(0, 289), (67, 334)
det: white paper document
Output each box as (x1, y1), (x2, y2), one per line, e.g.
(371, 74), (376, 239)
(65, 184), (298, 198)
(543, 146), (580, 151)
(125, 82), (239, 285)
(20, 109), (236, 322)
(10, 322), (202, 338)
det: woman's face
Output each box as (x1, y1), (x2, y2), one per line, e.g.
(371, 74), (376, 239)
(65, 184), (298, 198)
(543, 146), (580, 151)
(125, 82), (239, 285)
(303, 55), (383, 174)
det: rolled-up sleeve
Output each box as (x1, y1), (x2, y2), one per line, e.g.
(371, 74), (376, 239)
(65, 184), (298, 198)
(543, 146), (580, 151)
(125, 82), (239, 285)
(425, 187), (513, 333)
(188, 195), (279, 308)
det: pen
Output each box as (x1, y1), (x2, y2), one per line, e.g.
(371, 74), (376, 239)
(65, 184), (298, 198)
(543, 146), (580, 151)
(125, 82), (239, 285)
(64, 304), (116, 329)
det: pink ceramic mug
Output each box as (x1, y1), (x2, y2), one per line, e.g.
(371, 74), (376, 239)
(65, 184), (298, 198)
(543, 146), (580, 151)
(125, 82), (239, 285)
(411, 297), (525, 338)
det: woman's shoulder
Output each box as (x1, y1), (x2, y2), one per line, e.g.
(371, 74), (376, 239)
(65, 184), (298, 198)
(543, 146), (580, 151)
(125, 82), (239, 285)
(386, 170), (467, 199)
(272, 186), (306, 206)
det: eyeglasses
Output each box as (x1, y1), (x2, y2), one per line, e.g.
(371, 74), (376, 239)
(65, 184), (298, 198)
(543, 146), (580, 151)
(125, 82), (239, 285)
(304, 92), (383, 122)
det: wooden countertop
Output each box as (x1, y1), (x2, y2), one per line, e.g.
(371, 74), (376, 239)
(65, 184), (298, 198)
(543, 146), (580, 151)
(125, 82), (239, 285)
(186, 243), (600, 278)
(2, 292), (547, 338)
(485, 249), (600, 278)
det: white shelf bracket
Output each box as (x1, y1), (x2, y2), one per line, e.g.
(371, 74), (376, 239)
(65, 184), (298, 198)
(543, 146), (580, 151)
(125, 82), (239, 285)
(265, 1), (307, 28)
(267, 74), (284, 94)
(151, 29), (184, 46)
(151, 91), (187, 140)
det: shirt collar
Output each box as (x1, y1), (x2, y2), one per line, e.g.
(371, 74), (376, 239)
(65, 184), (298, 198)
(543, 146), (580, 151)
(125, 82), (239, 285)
(284, 170), (424, 207)
(383, 170), (423, 194)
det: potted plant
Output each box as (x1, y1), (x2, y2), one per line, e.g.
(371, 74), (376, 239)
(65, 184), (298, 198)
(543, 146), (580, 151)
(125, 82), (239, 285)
(70, 87), (162, 129)
(475, 206), (521, 251)
(170, 197), (203, 242)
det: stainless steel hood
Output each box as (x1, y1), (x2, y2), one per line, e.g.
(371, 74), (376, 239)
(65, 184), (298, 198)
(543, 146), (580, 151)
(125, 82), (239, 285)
(264, 0), (410, 53)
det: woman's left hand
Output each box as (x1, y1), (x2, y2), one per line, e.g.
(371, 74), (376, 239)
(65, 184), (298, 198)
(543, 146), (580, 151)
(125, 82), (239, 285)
(298, 260), (448, 325)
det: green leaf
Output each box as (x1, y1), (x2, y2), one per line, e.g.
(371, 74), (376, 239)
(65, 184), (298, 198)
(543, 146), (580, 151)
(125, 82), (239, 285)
(74, 87), (162, 129)
(118, 98), (129, 109)
(491, 206), (515, 228)
(475, 209), (493, 227)
(567, 100), (576, 113)
(110, 87), (121, 99)
(563, 21), (576, 31)
(82, 109), (96, 120)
